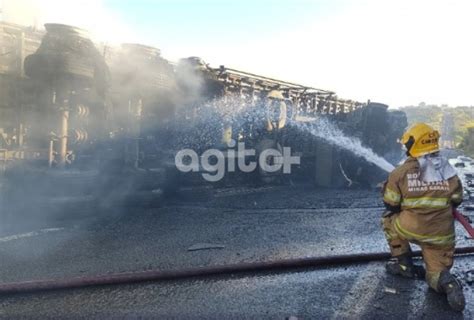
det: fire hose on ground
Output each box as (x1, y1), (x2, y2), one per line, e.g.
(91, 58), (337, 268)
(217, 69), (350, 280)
(0, 246), (474, 295)
(0, 209), (471, 295)
(454, 209), (474, 238)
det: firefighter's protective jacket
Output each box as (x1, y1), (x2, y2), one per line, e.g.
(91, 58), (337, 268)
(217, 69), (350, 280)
(383, 157), (463, 246)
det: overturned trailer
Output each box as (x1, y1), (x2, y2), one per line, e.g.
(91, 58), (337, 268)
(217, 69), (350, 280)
(166, 60), (406, 187)
(0, 22), (407, 213)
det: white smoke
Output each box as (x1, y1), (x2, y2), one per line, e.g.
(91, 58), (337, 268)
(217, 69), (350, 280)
(1, 0), (137, 44)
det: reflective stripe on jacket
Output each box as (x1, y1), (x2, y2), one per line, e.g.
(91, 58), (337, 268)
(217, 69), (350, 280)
(382, 157), (462, 246)
(394, 217), (455, 246)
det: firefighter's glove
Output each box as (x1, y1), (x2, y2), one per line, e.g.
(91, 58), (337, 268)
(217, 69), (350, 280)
(451, 194), (463, 208)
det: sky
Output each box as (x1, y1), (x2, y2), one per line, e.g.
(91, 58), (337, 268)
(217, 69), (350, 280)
(2, 0), (474, 108)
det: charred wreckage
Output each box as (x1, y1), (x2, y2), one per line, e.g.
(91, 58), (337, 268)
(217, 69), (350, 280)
(0, 22), (407, 211)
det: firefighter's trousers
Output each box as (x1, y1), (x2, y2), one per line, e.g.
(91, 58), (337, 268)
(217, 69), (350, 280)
(382, 213), (455, 291)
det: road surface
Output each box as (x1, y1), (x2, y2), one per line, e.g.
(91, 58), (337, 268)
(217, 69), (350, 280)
(0, 186), (472, 318)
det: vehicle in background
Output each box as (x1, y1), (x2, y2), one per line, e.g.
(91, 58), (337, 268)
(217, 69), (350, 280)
(449, 156), (474, 199)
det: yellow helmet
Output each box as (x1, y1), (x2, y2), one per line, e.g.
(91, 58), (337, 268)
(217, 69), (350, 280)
(400, 123), (440, 157)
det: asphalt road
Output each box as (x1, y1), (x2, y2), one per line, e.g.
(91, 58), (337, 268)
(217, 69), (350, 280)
(0, 186), (473, 318)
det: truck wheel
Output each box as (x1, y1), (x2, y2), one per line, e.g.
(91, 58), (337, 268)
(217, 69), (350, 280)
(255, 138), (283, 184)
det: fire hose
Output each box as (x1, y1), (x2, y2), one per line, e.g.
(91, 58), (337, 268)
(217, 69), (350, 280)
(0, 208), (471, 295)
(0, 246), (474, 295)
(454, 209), (474, 238)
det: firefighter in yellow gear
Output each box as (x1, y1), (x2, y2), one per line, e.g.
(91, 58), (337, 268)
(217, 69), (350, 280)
(382, 123), (465, 312)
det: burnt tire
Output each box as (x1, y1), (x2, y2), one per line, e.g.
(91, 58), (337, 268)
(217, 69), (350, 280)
(255, 138), (283, 184)
(25, 53), (95, 80)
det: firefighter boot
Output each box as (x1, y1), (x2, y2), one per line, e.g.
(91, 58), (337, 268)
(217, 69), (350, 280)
(438, 270), (465, 312)
(385, 252), (426, 279)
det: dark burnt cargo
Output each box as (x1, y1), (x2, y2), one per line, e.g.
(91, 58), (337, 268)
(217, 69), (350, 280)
(0, 22), (407, 215)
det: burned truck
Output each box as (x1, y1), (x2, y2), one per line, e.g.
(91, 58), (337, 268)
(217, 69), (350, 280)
(167, 60), (406, 187)
(0, 23), (110, 211)
(0, 21), (407, 213)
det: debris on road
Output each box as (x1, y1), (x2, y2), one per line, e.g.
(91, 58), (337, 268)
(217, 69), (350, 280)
(187, 243), (226, 251)
(383, 287), (398, 294)
(466, 270), (474, 285)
